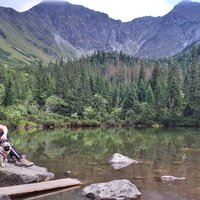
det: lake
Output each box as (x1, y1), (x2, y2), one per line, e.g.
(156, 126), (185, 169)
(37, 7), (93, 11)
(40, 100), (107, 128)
(10, 127), (200, 200)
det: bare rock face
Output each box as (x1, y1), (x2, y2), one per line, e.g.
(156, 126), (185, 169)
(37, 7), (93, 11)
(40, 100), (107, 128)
(26, 1), (200, 59)
(80, 179), (141, 200)
(1, 0), (200, 64)
(108, 153), (138, 169)
(0, 163), (54, 187)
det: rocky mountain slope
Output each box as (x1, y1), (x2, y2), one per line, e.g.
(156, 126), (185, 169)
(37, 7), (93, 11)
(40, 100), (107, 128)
(0, 0), (200, 64)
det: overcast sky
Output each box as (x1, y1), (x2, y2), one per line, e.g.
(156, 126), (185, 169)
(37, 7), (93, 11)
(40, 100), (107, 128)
(0, 0), (200, 21)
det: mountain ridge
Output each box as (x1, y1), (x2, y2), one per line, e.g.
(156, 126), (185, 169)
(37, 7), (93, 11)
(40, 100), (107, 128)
(0, 0), (200, 64)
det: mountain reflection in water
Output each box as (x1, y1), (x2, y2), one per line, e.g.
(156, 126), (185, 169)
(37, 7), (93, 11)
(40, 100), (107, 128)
(11, 128), (200, 200)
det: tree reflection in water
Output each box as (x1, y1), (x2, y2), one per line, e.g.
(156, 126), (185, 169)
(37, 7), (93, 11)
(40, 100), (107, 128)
(11, 128), (200, 200)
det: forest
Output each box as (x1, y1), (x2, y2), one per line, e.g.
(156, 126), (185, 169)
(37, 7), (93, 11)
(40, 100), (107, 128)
(0, 47), (199, 128)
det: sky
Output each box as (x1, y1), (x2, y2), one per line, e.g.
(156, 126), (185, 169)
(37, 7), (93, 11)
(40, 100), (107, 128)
(0, 0), (200, 22)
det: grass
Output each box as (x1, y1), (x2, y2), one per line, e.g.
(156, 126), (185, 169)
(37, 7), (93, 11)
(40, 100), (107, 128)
(0, 19), (52, 65)
(0, 17), (82, 66)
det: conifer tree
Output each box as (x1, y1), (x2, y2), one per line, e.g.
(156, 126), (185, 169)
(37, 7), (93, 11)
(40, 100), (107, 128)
(187, 48), (200, 125)
(137, 65), (147, 102)
(122, 86), (138, 118)
(145, 84), (155, 105)
(150, 63), (167, 116)
(3, 81), (15, 106)
(167, 64), (183, 115)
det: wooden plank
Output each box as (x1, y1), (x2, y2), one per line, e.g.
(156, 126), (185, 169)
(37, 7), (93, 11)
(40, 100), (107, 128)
(23, 186), (81, 200)
(0, 178), (82, 197)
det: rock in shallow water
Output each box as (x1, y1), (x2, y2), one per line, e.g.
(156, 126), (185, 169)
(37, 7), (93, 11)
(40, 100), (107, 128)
(0, 162), (54, 187)
(160, 176), (186, 182)
(79, 179), (141, 200)
(108, 153), (138, 169)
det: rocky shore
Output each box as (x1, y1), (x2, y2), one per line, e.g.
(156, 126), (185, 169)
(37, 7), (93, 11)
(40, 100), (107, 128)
(0, 162), (54, 187)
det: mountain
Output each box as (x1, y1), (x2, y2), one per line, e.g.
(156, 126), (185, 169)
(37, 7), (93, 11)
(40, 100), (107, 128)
(138, 0), (200, 58)
(0, 4), (83, 65)
(1, 0), (200, 64)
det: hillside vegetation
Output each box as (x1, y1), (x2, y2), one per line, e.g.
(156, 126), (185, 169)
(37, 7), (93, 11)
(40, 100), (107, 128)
(0, 47), (199, 128)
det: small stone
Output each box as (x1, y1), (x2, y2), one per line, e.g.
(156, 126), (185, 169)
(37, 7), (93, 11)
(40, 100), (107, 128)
(160, 176), (186, 182)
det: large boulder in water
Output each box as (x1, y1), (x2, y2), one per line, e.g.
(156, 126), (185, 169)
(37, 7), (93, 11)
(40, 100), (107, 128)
(0, 162), (54, 186)
(80, 179), (141, 200)
(108, 153), (138, 169)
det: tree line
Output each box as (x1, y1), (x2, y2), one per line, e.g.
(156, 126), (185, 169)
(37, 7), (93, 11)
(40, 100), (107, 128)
(0, 49), (199, 127)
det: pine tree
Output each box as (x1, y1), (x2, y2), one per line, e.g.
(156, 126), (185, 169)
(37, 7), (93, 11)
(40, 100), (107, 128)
(167, 64), (183, 115)
(122, 86), (138, 118)
(145, 84), (155, 105)
(3, 81), (15, 106)
(137, 66), (147, 102)
(150, 63), (167, 117)
(187, 61), (200, 124)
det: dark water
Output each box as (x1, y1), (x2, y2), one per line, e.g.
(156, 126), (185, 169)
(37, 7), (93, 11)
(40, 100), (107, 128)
(10, 128), (200, 200)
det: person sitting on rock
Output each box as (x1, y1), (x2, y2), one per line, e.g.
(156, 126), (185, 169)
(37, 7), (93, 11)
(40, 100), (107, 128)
(0, 124), (34, 167)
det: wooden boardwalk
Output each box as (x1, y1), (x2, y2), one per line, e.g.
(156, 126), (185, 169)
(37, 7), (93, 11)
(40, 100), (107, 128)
(0, 178), (82, 197)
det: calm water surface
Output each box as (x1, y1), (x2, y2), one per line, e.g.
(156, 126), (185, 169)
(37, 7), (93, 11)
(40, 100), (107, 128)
(10, 128), (200, 200)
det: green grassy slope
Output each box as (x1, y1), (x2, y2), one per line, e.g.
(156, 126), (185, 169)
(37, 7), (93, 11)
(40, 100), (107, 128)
(0, 18), (52, 65)
(0, 7), (83, 65)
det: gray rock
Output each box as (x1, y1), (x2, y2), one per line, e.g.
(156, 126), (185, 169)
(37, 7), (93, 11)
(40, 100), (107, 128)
(0, 195), (11, 200)
(0, 162), (54, 187)
(109, 153), (138, 169)
(80, 179), (141, 200)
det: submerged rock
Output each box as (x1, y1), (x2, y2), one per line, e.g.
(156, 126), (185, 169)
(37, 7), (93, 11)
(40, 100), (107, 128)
(108, 153), (138, 169)
(80, 179), (141, 200)
(160, 176), (186, 182)
(0, 162), (54, 187)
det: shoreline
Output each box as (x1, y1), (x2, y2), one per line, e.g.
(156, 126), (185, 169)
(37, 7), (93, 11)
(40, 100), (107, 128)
(3, 121), (199, 130)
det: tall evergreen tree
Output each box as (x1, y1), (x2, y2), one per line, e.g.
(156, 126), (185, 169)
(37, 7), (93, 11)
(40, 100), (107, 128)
(150, 63), (167, 117)
(167, 64), (183, 115)
(122, 85), (138, 118)
(3, 81), (15, 106)
(145, 84), (155, 105)
(187, 54), (200, 125)
(137, 66), (147, 102)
